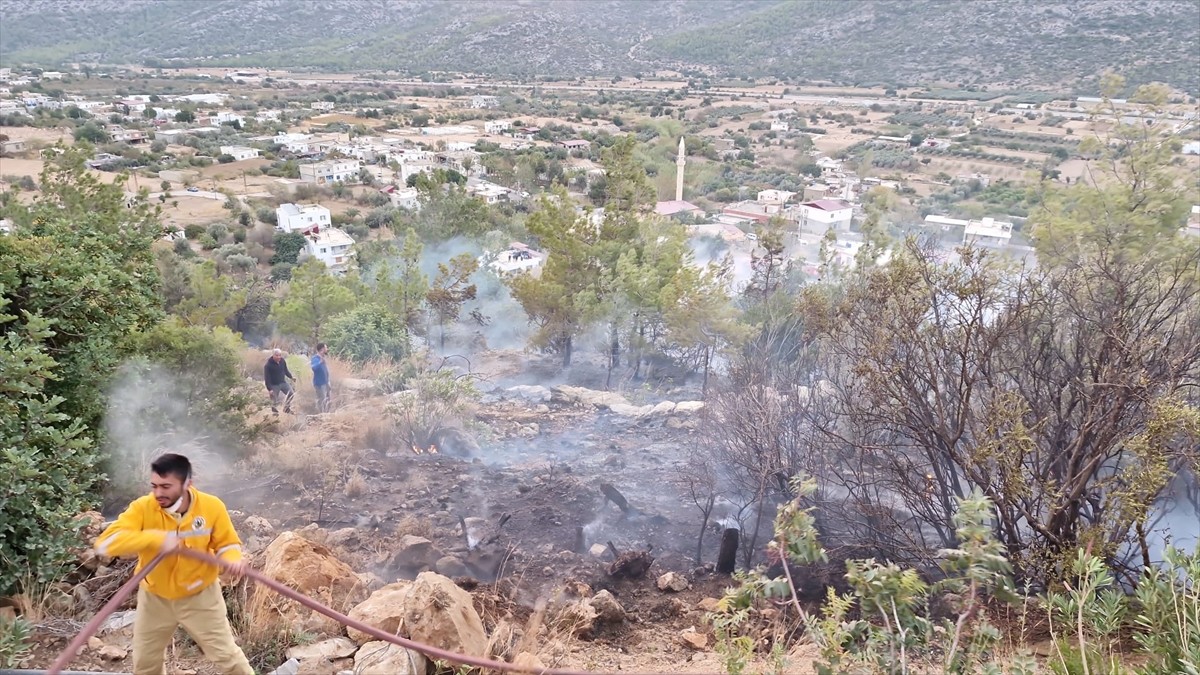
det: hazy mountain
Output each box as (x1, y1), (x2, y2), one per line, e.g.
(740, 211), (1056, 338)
(1, 0), (1196, 93)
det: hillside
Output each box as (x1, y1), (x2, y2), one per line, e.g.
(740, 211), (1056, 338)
(1, 0), (1198, 93)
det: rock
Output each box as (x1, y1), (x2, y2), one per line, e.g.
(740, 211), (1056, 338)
(389, 535), (443, 572)
(657, 571), (691, 592)
(535, 404), (551, 414)
(697, 597), (722, 613)
(98, 644), (128, 661)
(513, 652), (546, 670)
(608, 402), (654, 418)
(346, 581), (412, 644)
(589, 590), (626, 624)
(588, 543), (609, 558)
(550, 385), (630, 409)
(262, 532), (366, 606)
(75, 510), (107, 541)
(554, 598), (598, 637)
(87, 636), (104, 651)
(650, 401), (677, 415)
(674, 401), (706, 414)
(435, 555), (469, 578)
(301, 609), (344, 637)
(354, 642), (427, 674)
(243, 515), (275, 538)
(286, 636), (356, 662)
(356, 571), (385, 593)
(98, 610), (136, 635)
(680, 629), (709, 650)
(399, 572), (488, 657)
(505, 385), (551, 402)
(267, 657), (300, 675)
(325, 527), (359, 549)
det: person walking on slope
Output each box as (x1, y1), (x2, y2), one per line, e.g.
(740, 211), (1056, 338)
(311, 342), (331, 413)
(264, 347), (296, 414)
(94, 453), (253, 675)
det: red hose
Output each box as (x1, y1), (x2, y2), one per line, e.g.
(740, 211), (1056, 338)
(50, 547), (720, 675)
(47, 551), (168, 675)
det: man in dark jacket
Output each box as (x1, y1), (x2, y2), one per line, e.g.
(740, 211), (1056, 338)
(264, 348), (296, 414)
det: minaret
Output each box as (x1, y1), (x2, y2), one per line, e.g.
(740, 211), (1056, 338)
(675, 136), (686, 202)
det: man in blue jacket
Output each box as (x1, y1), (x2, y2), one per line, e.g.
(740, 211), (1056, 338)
(311, 342), (331, 413)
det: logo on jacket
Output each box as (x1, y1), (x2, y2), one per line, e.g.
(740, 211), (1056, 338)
(192, 516), (206, 531)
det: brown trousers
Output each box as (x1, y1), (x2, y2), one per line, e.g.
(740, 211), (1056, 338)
(132, 582), (253, 675)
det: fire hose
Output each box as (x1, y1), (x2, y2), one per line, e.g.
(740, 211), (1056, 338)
(45, 548), (720, 675)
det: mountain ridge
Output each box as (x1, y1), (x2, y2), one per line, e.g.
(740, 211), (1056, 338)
(1, 0), (1197, 94)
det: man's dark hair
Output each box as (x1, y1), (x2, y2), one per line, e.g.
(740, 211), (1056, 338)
(151, 453), (191, 482)
(315, 342), (326, 352)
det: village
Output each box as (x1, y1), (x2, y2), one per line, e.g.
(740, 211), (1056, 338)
(3, 65), (1197, 285)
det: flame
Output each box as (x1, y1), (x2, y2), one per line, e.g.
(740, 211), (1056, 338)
(412, 445), (422, 455)
(429, 444), (439, 455)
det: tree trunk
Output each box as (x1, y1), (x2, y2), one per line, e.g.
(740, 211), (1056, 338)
(562, 334), (573, 368)
(696, 494), (715, 565)
(717, 528), (739, 574)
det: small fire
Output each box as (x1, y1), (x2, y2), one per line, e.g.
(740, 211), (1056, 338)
(412, 444), (439, 455)
(412, 445), (422, 455)
(429, 444), (439, 455)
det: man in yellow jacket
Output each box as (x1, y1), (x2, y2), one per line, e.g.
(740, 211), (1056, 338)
(95, 453), (253, 675)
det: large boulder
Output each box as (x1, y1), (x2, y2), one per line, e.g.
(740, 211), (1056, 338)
(285, 636), (356, 663)
(388, 535), (443, 573)
(346, 581), (412, 645)
(589, 590), (626, 624)
(550, 385), (629, 409)
(505, 385), (551, 403)
(262, 532), (366, 606)
(354, 641), (426, 675)
(400, 572), (488, 657)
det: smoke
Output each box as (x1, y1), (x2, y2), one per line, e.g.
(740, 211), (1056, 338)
(688, 234), (755, 289)
(101, 360), (237, 508)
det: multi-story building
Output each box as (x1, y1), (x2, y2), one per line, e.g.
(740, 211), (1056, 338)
(298, 159), (360, 185)
(276, 203), (331, 233)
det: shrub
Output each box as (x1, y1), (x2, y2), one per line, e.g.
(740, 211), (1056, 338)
(0, 615), (33, 667)
(387, 370), (478, 451)
(270, 262), (294, 282)
(184, 223), (205, 240)
(270, 232), (307, 265)
(324, 304), (410, 364)
(173, 238), (195, 257)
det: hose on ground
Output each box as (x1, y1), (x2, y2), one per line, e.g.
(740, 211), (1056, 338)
(46, 547), (721, 675)
(47, 551), (168, 675)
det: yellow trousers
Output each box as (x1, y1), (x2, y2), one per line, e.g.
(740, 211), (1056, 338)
(132, 582), (253, 675)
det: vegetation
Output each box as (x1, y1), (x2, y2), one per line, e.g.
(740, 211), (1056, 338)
(2, 1), (1196, 93)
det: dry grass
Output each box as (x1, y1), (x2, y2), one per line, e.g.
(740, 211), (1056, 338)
(356, 417), (398, 453)
(226, 582), (309, 672)
(393, 516), (433, 540)
(343, 468), (367, 498)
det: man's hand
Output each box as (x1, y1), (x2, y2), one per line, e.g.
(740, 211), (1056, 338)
(159, 532), (180, 554)
(223, 559), (248, 582)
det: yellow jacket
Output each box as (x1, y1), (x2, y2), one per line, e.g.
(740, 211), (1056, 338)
(95, 486), (244, 600)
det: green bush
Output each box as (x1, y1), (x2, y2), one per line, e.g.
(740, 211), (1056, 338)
(0, 614), (33, 667)
(270, 262), (294, 282)
(324, 304), (410, 364)
(270, 232), (307, 265)
(184, 223), (204, 240)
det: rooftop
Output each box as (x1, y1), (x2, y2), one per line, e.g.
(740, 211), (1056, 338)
(655, 200), (703, 216)
(303, 226), (355, 247)
(803, 199), (853, 212)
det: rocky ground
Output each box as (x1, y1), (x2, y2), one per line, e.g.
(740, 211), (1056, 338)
(22, 351), (818, 673)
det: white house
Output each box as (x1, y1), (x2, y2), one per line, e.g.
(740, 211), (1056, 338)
(1183, 141), (1200, 156)
(963, 217), (1014, 247)
(42, 71), (64, 80)
(211, 111), (244, 126)
(770, 120), (790, 132)
(486, 242), (544, 276)
(310, 101), (335, 111)
(797, 199), (854, 232)
(275, 132), (313, 154)
(219, 145), (260, 161)
(757, 189), (795, 206)
(484, 120), (512, 135)
(276, 203), (331, 233)
(470, 95), (499, 109)
(466, 180), (512, 205)
(381, 185), (421, 210)
(298, 159), (361, 185)
(302, 226), (356, 272)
